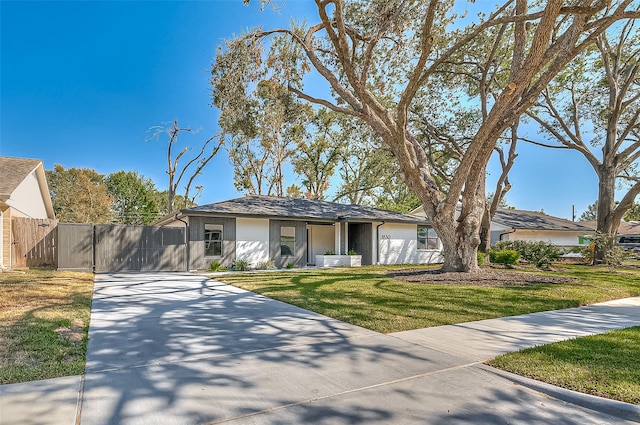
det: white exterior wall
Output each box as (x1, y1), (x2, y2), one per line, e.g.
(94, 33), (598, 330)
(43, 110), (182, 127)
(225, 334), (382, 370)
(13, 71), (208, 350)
(6, 172), (49, 218)
(503, 230), (586, 246)
(235, 218), (270, 265)
(308, 225), (334, 261)
(378, 223), (442, 265)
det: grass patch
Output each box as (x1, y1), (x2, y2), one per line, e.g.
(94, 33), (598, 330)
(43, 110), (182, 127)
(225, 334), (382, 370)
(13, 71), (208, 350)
(487, 327), (640, 404)
(0, 270), (94, 384)
(214, 264), (640, 333)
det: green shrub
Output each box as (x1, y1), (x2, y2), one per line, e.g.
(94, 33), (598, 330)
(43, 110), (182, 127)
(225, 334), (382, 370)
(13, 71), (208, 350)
(477, 251), (486, 266)
(604, 246), (628, 272)
(590, 232), (630, 272)
(286, 262), (295, 269)
(347, 249), (357, 255)
(324, 250), (335, 255)
(208, 261), (222, 272)
(256, 260), (276, 270)
(489, 249), (520, 266)
(494, 240), (561, 269)
(232, 259), (251, 271)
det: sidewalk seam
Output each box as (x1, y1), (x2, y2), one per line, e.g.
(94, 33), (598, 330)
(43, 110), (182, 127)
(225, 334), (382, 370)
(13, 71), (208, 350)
(75, 374), (86, 425)
(201, 361), (482, 425)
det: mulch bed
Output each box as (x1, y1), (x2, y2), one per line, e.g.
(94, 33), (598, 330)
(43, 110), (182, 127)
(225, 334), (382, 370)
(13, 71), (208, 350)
(388, 268), (574, 287)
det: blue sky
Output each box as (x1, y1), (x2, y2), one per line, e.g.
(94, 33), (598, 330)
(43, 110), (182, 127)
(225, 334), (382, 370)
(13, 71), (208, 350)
(1, 0), (600, 219)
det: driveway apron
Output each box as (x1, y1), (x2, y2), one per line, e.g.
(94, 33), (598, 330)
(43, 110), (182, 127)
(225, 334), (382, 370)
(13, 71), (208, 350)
(79, 273), (638, 425)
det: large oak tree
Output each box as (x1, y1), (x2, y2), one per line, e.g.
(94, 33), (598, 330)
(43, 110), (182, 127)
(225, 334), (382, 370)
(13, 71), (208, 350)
(212, 0), (639, 272)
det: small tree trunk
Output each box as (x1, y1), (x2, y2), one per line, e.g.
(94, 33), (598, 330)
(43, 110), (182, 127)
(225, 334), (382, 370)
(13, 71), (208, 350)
(594, 166), (617, 263)
(168, 187), (175, 215)
(479, 206), (491, 255)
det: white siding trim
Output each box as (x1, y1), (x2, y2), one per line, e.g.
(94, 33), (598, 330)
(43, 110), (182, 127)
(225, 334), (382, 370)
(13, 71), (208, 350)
(236, 218), (270, 265)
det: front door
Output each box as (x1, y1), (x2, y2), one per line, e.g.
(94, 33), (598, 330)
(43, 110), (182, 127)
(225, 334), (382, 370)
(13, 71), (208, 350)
(347, 223), (373, 265)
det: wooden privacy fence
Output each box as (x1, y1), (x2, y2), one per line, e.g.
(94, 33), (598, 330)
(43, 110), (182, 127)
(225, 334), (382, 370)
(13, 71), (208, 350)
(11, 217), (58, 268)
(10, 218), (187, 272)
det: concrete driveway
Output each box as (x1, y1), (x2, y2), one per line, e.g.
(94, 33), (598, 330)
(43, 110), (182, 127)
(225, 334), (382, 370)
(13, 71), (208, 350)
(74, 272), (639, 424)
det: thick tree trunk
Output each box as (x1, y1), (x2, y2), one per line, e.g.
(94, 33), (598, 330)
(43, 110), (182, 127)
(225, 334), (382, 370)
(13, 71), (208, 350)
(433, 209), (482, 273)
(429, 182), (484, 273)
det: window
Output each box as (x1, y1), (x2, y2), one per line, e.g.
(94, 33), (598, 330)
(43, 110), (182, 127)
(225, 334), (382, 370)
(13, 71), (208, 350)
(281, 226), (295, 256)
(417, 225), (439, 250)
(204, 224), (223, 257)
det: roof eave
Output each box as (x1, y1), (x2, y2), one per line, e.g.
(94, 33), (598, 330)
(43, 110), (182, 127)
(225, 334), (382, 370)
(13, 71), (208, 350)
(180, 209), (429, 225)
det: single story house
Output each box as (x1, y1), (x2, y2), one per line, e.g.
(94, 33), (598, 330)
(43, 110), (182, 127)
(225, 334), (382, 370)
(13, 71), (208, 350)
(411, 206), (592, 248)
(156, 195), (442, 270)
(0, 156), (55, 270)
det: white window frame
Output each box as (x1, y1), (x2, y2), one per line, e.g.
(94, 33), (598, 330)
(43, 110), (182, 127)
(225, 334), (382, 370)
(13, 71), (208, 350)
(417, 225), (439, 250)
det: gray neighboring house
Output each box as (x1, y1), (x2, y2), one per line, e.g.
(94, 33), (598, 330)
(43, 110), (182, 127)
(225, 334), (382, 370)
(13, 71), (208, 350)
(581, 220), (640, 249)
(488, 209), (593, 247)
(412, 206), (592, 247)
(581, 220), (640, 237)
(156, 195), (442, 270)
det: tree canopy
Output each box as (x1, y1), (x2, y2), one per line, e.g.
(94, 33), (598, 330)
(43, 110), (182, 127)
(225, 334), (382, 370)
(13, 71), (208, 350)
(47, 165), (114, 224)
(105, 171), (161, 225)
(47, 166), (181, 224)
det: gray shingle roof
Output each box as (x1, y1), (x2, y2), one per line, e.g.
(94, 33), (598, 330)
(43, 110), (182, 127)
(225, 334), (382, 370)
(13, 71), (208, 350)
(184, 195), (429, 224)
(0, 156), (42, 197)
(493, 208), (592, 232)
(580, 220), (640, 235)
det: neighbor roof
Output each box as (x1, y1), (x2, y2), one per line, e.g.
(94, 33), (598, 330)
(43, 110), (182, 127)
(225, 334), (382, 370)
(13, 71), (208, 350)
(493, 208), (592, 232)
(181, 195), (429, 224)
(580, 221), (640, 236)
(0, 156), (42, 198)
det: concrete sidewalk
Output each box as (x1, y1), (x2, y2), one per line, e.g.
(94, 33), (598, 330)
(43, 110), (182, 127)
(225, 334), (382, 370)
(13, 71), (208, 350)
(390, 296), (640, 362)
(1, 272), (639, 425)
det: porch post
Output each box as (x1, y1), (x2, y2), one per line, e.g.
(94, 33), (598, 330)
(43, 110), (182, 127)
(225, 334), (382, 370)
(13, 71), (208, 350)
(344, 223), (349, 255)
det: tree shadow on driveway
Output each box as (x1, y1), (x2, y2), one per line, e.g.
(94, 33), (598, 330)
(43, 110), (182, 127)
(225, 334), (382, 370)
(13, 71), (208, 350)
(80, 273), (456, 425)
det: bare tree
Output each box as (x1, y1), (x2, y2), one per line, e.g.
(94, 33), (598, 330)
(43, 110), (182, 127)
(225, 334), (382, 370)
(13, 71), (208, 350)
(149, 120), (223, 214)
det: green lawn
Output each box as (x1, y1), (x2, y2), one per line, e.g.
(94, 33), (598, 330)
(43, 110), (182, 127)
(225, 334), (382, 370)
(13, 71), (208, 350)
(215, 264), (640, 404)
(488, 326), (640, 404)
(214, 264), (640, 333)
(0, 270), (94, 384)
